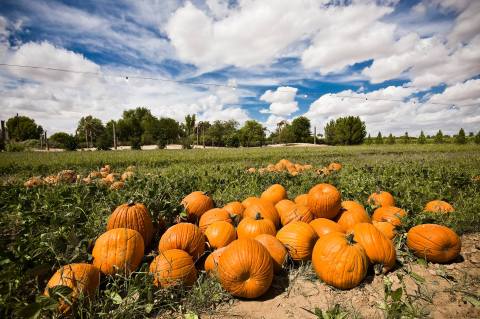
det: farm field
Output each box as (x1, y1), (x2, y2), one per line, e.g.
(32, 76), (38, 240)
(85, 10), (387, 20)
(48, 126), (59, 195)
(1, 144), (480, 318)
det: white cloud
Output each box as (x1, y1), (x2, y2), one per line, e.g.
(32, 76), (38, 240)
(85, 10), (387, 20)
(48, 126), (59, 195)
(447, 1), (480, 45)
(260, 86), (299, 116)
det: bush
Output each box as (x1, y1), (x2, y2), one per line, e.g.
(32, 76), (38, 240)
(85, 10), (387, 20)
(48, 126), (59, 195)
(181, 137), (193, 149)
(49, 132), (78, 151)
(6, 143), (26, 152)
(130, 137), (142, 150)
(96, 133), (112, 150)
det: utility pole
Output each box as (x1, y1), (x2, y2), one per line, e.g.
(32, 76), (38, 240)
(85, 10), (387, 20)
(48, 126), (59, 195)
(314, 126), (316, 145)
(84, 127), (88, 149)
(113, 122), (117, 150)
(44, 131), (49, 151)
(40, 133), (43, 149)
(196, 126), (199, 146)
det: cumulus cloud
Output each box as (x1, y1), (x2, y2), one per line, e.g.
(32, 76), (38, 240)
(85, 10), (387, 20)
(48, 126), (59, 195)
(260, 86), (299, 116)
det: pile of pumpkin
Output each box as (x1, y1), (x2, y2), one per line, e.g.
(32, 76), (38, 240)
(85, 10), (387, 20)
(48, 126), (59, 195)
(246, 159), (342, 176)
(43, 183), (462, 313)
(23, 165), (134, 190)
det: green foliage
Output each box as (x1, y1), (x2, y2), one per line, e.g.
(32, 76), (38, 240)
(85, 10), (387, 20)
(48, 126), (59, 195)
(207, 120), (238, 146)
(402, 132), (409, 144)
(96, 132), (112, 150)
(418, 131), (426, 144)
(455, 128), (466, 144)
(365, 134), (372, 145)
(302, 304), (351, 319)
(76, 116), (105, 148)
(376, 132), (383, 144)
(475, 131), (480, 144)
(324, 116), (366, 145)
(434, 130), (444, 144)
(130, 137), (142, 150)
(49, 132), (78, 151)
(238, 120), (266, 147)
(290, 116), (311, 142)
(278, 125), (296, 144)
(387, 133), (395, 145)
(184, 114), (196, 137)
(5, 142), (27, 152)
(6, 115), (43, 141)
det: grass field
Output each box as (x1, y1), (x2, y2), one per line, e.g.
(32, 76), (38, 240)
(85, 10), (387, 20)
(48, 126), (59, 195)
(1, 144), (479, 318)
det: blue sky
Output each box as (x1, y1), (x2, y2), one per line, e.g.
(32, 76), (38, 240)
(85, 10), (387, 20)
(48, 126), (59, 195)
(0, 0), (479, 135)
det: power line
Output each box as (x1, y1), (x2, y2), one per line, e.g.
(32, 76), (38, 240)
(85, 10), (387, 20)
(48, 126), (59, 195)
(0, 62), (478, 107)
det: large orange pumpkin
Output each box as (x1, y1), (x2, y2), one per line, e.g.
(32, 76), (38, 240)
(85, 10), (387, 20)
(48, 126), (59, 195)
(255, 234), (288, 274)
(373, 221), (397, 240)
(368, 191), (395, 207)
(44, 263), (100, 313)
(237, 214), (276, 239)
(92, 228), (144, 275)
(276, 221), (318, 261)
(223, 201), (245, 219)
(243, 198), (280, 228)
(352, 223), (396, 273)
(218, 238), (274, 299)
(406, 224), (461, 263)
(199, 208), (232, 232)
(372, 206), (407, 226)
(106, 201), (153, 245)
(424, 200), (455, 213)
(279, 204), (314, 226)
(261, 184), (287, 204)
(149, 249), (197, 287)
(241, 196), (259, 208)
(294, 194), (309, 207)
(312, 232), (368, 289)
(275, 199), (296, 217)
(204, 246), (228, 273)
(159, 223), (205, 260)
(309, 218), (345, 237)
(307, 183), (342, 219)
(335, 201), (371, 232)
(205, 221), (236, 249)
(181, 191), (214, 220)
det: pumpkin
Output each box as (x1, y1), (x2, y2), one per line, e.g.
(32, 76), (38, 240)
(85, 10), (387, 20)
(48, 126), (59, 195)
(43, 175), (59, 185)
(368, 191), (395, 207)
(276, 221), (318, 261)
(205, 221), (236, 249)
(303, 164), (313, 170)
(199, 208), (232, 232)
(89, 171), (102, 179)
(110, 181), (125, 190)
(204, 246), (228, 273)
(309, 218), (345, 237)
(307, 183), (342, 219)
(424, 200), (454, 213)
(106, 201), (153, 245)
(327, 162), (342, 171)
(247, 167), (256, 173)
(126, 165), (135, 171)
(266, 164), (276, 172)
(294, 194), (309, 207)
(121, 171), (134, 181)
(275, 199), (296, 217)
(104, 173), (119, 184)
(373, 221), (397, 240)
(352, 223), (396, 273)
(279, 204), (313, 226)
(159, 223), (205, 260)
(407, 224), (461, 263)
(92, 228), (144, 275)
(223, 201), (245, 219)
(100, 165), (111, 173)
(312, 232), (368, 289)
(241, 196), (259, 208)
(24, 176), (43, 188)
(237, 213), (276, 239)
(335, 201), (371, 232)
(149, 249), (197, 287)
(243, 198), (281, 228)
(261, 184), (287, 204)
(218, 238), (274, 299)
(100, 171), (109, 178)
(372, 206), (406, 226)
(82, 177), (92, 184)
(181, 191), (214, 220)
(255, 234), (287, 273)
(44, 263), (100, 313)
(57, 170), (77, 183)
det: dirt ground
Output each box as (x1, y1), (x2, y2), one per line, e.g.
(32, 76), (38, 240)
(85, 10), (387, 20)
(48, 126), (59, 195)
(207, 233), (480, 319)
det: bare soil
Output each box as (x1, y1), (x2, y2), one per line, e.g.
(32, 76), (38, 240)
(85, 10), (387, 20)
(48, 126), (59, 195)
(206, 233), (480, 319)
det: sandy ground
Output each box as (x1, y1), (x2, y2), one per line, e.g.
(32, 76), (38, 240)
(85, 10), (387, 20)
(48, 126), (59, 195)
(205, 233), (480, 319)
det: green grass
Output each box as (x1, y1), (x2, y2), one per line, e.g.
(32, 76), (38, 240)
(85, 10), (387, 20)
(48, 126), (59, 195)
(0, 144), (479, 318)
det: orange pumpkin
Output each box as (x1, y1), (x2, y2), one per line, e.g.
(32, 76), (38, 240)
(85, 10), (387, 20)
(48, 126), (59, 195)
(243, 198), (280, 228)
(92, 228), (144, 275)
(159, 223), (205, 260)
(352, 223), (396, 273)
(204, 246), (228, 273)
(279, 204), (314, 226)
(327, 162), (342, 171)
(218, 238), (274, 298)
(335, 201), (371, 232)
(407, 224), (461, 263)
(372, 206), (406, 226)
(294, 194), (309, 207)
(57, 170), (77, 183)
(307, 183), (342, 219)
(149, 249), (197, 287)
(110, 181), (125, 190)
(199, 208), (232, 232)
(44, 263), (100, 313)
(242, 196), (259, 208)
(255, 234), (288, 274)
(205, 221), (236, 249)
(373, 221), (396, 240)
(312, 232), (368, 289)
(237, 214), (277, 239)
(181, 191), (214, 220)
(223, 201), (245, 219)
(261, 184), (287, 204)
(275, 199), (296, 217)
(121, 171), (134, 181)
(424, 200), (454, 213)
(107, 201), (153, 245)
(309, 218), (345, 237)
(368, 191), (395, 207)
(276, 221), (318, 261)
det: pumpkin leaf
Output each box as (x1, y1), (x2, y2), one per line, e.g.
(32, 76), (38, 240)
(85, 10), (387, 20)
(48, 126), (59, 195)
(391, 287), (403, 301)
(184, 311), (199, 319)
(16, 303), (42, 319)
(409, 271), (425, 283)
(107, 291), (123, 304)
(48, 285), (73, 298)
(464, 296), (480, 308)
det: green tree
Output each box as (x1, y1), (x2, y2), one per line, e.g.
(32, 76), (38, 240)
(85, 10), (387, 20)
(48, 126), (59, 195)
(290, 116), (311, 142)
(455, 128), (466, 144)
(418, 131), (426, 144)
(278, 125), (296, 143)
(375, 132), (383, 144)
(157, 118), (182, 147)
(402, 132), (409, 144)
(76, 115), (105, 148)
(324, 116), (366, 145)
(474, 131), (480, 144)
(184, 114), (196, 137)
(49, 132), (78, 151)
(207, 120), (239, 146)
(434, 130), (444, 144)
(239, 120), (266, 147)
(365, 134), (372, 145)
(116, 107), (158, 146)
(6, 115), (43, 141)
(387, 133), (395, 144)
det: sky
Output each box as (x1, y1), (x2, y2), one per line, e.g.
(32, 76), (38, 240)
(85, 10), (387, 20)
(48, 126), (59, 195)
(0, 0), (479, 136)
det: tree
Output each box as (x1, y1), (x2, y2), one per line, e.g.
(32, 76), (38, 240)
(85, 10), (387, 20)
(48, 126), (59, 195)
(6, 115), (43, 141)
(116, 107), (157, 147)
(455, 128), (466, 144)
(157, 118), (182, 147)
(375, 132), (383, 144)
(278, 125), (296, 143)
(184, 114), (196, 137)
(207, 120), (239, 146)
(418, 131), (426, 144)
(324, 116), (366, 145)
(387, 133), (395, 144)
(474, 131), (480, 144)
(402, 132), (409, 144)
(290, 116), (311, 142)
(239, 120), (266, 147)
(76, 115), (105, 148)
(365, 134), (372, 145)
(434, 130), (444, 144)
(49, 132), (78, 151)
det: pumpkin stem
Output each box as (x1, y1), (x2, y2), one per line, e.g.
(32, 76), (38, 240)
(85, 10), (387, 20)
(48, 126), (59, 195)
(255, 212), (263, 220)
(127, 199), (135, 206)
(346, 233), (356, 245)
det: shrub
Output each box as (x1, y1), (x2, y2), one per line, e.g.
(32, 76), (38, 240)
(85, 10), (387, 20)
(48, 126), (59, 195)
(130, 137), (142, 150)
(6, 142), (26, 152)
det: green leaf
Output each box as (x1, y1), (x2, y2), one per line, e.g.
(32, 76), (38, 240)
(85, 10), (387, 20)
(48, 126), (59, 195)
(416, 258), (427, 266)
(464, 296), (480, 308)
(409, 271), (426, 283)
(145, 303), (154, 314)
(48, 285), (73, 298)
(108, 291), (123, 304)
(16, 303), (42, 319)
(392, 287), (403, 301)
(184, 311), (199, 319)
